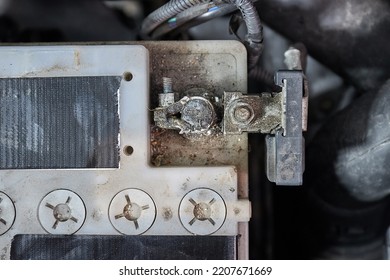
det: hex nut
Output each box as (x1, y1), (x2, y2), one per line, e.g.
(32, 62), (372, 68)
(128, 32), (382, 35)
(229, 100), (255, 125)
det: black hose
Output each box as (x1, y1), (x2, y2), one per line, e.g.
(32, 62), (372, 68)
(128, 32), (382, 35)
(224, 0), (263, 68)
(151, 3), (237, 39)
(141, 0), (212, 38)
(141, 0), (263, 68)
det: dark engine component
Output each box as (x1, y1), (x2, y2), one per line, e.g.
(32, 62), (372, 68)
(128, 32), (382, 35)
(258, 0), (390, 92)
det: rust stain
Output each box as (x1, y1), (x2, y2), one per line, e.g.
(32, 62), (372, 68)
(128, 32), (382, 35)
(92, 210), (103, 221)
(151, 126), (169, 166)
(22, 65), (69, 77)
(181, 181), (188, 191)
(74, 50), (81, 67)
(162, 207), (173, 221)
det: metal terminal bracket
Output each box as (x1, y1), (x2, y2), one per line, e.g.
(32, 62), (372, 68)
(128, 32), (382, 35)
(223, 91), (282, 134)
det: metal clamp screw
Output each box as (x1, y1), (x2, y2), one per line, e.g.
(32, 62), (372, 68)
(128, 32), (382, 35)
(109, 189), (156, 235)
(163, 77), (173, 94)
(179, 188), (226, 235)
(159, 77), (175, 107)
(38, 189), (86, 234)
(229, 101), (255, 125)
(0, 192), (16, 235)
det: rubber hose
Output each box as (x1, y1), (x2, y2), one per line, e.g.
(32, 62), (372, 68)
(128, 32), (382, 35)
(141, 0), (212, 38)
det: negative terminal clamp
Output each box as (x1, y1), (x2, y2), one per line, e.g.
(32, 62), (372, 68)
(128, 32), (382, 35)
(154, 78), (217, 136)
(153, 69), (306, 186)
